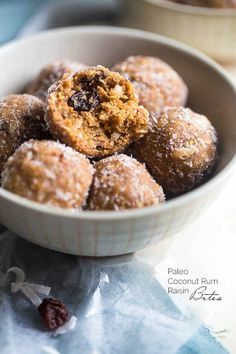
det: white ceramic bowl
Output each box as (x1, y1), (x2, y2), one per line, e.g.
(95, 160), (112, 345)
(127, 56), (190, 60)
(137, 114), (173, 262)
(123, 0), (236, 63)
(0, 26), (235, 256)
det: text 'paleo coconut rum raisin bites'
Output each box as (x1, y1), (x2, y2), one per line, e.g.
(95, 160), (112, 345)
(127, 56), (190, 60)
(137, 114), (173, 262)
(131, 107), (218, 197)
(89, 154), (165, 211)
(2, 140), (94, 209)
(112, 56), (188, 113)
(0, 94), (47, 174)
(45, 66), (149, 158)
(27, 59), (87, 101)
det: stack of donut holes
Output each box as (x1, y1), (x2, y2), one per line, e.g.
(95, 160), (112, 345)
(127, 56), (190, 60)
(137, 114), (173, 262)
(0, 56), (218, 211)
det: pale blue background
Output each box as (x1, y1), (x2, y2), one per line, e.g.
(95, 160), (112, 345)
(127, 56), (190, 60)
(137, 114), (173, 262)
(0, 0), (119, 44)
(0, 0), (46, 44)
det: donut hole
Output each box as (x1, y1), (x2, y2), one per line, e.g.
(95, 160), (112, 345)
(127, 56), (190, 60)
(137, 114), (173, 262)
(46, 66), (148, 157)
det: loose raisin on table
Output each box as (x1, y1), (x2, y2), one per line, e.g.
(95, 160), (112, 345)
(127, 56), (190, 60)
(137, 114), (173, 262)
(38, 298), (68, 330)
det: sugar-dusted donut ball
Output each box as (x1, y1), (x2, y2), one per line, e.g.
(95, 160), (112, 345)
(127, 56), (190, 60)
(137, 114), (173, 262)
(89, 154), (165, 211)
(27, 59), (87, 101)
(131, 107), (218, 196)
(2, 140), (94, 209)
(0, 94), (47, 173)
(112, 56), (188, 113)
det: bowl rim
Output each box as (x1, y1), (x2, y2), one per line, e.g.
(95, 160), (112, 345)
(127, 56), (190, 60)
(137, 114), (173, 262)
(141, 0), (236, 16)
(0, 25), (235, 221)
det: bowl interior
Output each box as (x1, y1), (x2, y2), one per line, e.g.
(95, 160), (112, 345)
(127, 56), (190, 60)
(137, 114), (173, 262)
(0, 26), (235, 198)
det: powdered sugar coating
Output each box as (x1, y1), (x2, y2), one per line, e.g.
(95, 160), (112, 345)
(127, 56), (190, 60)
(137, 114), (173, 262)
(131, 107), (218, 197)
(27, 60), (87, 101)
(112, 56), (188, 113)
(2, 140), (94, 209)
(89, 154), (165, 211)
(0, 94), (47, 173)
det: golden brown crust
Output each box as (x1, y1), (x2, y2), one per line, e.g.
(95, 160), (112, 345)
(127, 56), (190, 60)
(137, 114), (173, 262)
(0, 94), (47, 173)
(46, 66), (149, 158)
(112, 56), (188, 113)
(2, 140), (94, 209)
(88, 154), (165, 211)
(131, 107), (218, 197)
(27, 60), (87, 101)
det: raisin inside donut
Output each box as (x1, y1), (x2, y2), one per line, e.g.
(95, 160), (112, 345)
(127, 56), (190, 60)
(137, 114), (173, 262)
(46, 66), (149, 158)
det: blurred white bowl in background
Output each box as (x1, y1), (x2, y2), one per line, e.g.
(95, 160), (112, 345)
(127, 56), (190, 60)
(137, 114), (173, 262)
(123, 0), (236, 63)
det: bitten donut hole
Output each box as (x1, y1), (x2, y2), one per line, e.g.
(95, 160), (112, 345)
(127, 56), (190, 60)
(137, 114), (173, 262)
(46, 66), (149, 158)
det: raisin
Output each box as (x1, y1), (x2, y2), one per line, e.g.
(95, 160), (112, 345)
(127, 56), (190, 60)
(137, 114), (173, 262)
(67, 71), (107, 112)
(68, 89), (100, 112)
(0, 121), (9, 132)
(38, 298), (68, 330)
